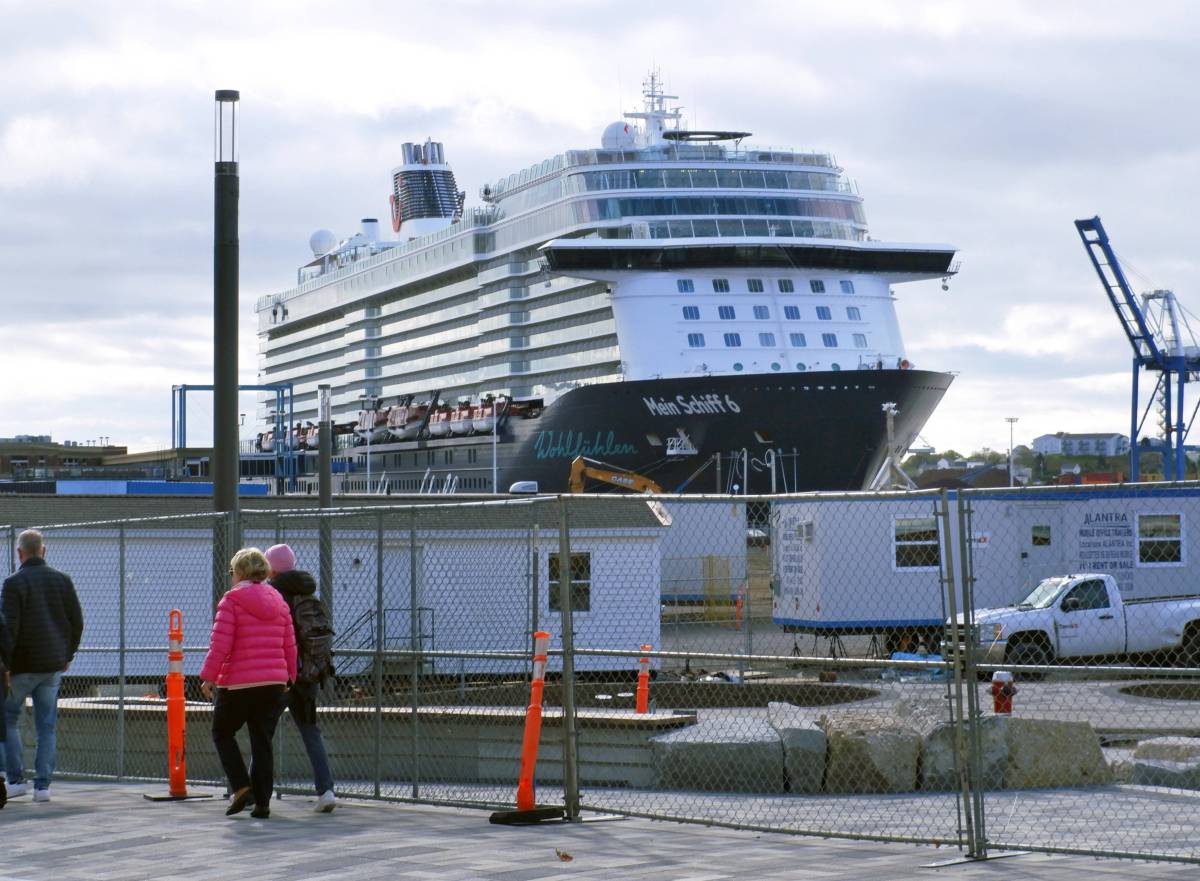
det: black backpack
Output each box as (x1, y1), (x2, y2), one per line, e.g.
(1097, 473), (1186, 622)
(291, 594), (335, 684)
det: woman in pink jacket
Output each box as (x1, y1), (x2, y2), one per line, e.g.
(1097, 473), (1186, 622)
(199, 547), (297, 819)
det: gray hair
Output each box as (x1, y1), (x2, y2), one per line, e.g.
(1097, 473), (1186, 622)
(17, 529), (44, 556)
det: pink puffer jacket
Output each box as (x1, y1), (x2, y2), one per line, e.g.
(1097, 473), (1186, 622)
(199, 580), (298, 686)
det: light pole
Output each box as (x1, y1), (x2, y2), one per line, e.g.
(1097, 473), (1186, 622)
(360, 393), (377, 493)
(1005, 416), (1019, 487)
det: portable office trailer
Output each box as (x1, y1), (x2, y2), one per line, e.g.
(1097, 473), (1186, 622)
(770, 484), (1200, 644)
(36, 501), (666, 681)
(658, 499), (748, 603)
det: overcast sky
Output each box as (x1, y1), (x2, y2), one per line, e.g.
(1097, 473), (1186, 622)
(1, 0), (1197, 455)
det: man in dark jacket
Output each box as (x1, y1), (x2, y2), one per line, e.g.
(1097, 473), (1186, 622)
(2, 529), (83, 802)
(265, 543), (337, 812)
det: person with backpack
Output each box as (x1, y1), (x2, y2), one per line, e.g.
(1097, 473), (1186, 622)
(265, 544), (337, 813)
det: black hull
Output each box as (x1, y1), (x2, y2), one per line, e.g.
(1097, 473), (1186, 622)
(332, 370), (951, 495)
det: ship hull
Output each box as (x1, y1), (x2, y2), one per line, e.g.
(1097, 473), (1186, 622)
(335, 369), (951, 494)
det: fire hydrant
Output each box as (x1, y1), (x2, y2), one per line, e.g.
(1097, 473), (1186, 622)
(991, 670), (1016, 715)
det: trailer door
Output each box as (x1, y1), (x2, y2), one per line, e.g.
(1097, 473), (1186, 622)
(1018, 506), (1065, 597)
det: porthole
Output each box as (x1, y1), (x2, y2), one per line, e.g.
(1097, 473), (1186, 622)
(796, 362), (807, 371)
(733, 362), (744, 371)
(770, 362), (781, 371)
(831, 363), (841, 371)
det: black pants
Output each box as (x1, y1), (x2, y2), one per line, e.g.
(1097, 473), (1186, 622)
(211, 685), (287, 807)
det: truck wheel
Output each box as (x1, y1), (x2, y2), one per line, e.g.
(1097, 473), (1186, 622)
(1006, 642), (1049, 681)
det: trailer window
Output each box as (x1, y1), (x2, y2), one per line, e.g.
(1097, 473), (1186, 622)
(549, 552), (592, 612)
(1137, 513), (1183, 565)
(1031, 525), (1052, 546)
(894, 517), (939, 569)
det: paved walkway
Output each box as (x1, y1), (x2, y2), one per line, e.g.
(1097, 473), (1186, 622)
(1, 781), (1197, 880)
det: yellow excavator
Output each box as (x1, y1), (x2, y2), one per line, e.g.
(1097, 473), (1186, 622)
(568, 456), (665, 494)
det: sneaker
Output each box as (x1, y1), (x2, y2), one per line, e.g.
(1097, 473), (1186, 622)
(314, 790), (337, 813)
(1, 778), (7, 809)
(33, 788), (50, 803)
(6, 783), (27, 798)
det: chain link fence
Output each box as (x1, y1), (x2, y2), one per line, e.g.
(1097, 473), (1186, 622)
(8, 486), (1200, 863)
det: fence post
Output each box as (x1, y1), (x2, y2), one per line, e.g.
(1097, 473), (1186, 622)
(117, 523), (127, 780)
(374, 510), (385, 798)
(938, 490), (980, 857)
(409, 507), (420, 799)
(956, 490), (988, 855)
(529, 522), (540, 676)
(557, 496), (580, 820)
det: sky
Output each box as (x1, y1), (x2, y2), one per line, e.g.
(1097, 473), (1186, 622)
(1, 0), (1198, 455)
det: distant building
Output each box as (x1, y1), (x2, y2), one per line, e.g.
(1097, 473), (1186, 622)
(0, 437), (127, 481)
(1031, 432), (1129, 457)
(1032, 434), (1063, 455)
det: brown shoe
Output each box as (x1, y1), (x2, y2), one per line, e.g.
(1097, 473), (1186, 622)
(225, 786), (253, 816)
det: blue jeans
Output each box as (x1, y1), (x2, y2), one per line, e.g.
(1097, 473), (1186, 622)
(5, 671), (63, 790)
(287, 681), (334, 795)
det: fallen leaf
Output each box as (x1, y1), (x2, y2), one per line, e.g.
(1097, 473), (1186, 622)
(555, 849), (574, 862)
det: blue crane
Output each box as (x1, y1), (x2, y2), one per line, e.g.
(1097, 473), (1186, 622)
(1075, 216), (1200, 481)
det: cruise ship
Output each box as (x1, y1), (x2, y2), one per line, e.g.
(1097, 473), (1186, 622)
(256, 73), (957, 494)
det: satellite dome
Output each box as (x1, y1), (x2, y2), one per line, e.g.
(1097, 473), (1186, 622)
(601, 121), (637, 150)
(309, 229), (337, 257)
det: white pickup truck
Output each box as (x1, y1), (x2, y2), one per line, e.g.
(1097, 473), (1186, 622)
(962, 573), (1200, 667)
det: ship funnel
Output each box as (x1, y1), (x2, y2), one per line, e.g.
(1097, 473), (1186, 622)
(361, 218), (379, 242)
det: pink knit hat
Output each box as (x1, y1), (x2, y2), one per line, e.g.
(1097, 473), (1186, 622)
(265, 543), (297, 574)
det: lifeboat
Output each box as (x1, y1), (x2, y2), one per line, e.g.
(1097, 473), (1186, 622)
(473, 397), (496, 434)
(353, 407), (391, 445)
(387, 405), (411, 440)
(427, 404), (452, 437)
(257, 430), (275, 453)
(393, 403), (428, 440)
(303, 421), (321, 449)
(449, 402), (474, 435)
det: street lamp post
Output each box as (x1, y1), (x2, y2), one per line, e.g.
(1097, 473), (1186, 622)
(1005, 416), (1019, 487)
(360, 394), (378, 493)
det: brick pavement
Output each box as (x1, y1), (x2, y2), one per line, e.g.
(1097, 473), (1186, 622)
(0, 781), (1197, 880)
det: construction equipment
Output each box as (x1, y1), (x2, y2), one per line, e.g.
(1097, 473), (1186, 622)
(1075, 216), (1200, 480)
(568, 456), (665, 494)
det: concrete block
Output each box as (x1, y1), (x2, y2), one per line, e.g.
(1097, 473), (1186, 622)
(766, 702), (826, 794)
(652, 716), (785, 793)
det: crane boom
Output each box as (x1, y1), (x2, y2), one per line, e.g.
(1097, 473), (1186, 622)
(1074, 216), (1164, 366)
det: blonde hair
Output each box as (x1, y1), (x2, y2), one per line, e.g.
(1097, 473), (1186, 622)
(230, 547), (270, 584)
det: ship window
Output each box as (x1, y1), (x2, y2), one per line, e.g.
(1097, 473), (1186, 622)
(753, 305), (770, 320)
(747, 278), (764, 293)
(682, 306), (700, 321)
(468, 449), (478, 463)
(790, 333), (807, 347)
(853, 333), (868, 348)
(796, 362), (807, 371)
(840, 280), (856, 294)
(1137, 513), (1183, 565)
(771, 362), (782, 371)
(712, 278), (730, 293)
(724, 333), (742, 348)
(733, 362), (744, 371)
(676, 279), (694, 293)
(784, 306), (801, 320)
(548, 552), (591, 612)
(687, 333), (705, 348)
(810, 280), (826, 293)
(816, 306), (832, 321)
(693, 219), (717, 237)
(444, 450), (453, 464)
(894, 517), (940, 569)
(822, 333), (838, 347)
(759, 332), (776, 346)
(846, 306), (862, 320)
(831, 363), (841, 370)
(718, 306), (736, 320)
(778, 279), (795, 293)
